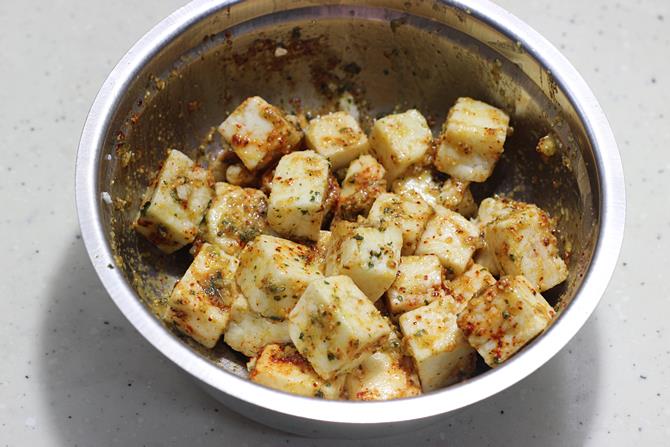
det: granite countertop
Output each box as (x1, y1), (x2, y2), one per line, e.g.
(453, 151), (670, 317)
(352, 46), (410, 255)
(0, 0), (667, 445)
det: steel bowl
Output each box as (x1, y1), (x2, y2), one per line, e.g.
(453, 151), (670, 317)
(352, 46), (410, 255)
(75, 0), (625, 438)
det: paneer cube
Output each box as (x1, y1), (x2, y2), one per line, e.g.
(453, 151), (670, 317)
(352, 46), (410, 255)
(201, 182), (272, 256)
(236, 235), (322, 319)
(345, 334), (422, 401)
(223, 295), (291, 357)
(399, 295), (476, 391)
(288, 276), (392, 380)
(445, 263), (496, 313)
(386, 255), (445, 315)
(337, 155), (387, 220)
(367, 193), (434, 255)
(268, 150), (330, 242)
(249, 344), (346, 399)
(457, 276), (555, 366)
(325, 221), (402, 302)
(134, 149), (212, 253)
(392, 168), (443, 209)
(218, 96), (302, 171)
(165, 243), (239, 348)
(304, 111), (369, 170)
(435, 97), (510, 182)
(370, 110), (433, 181)
(439, 177), (477, 218)
(415, 206), (484, 276)
(484, 204), (568, 291)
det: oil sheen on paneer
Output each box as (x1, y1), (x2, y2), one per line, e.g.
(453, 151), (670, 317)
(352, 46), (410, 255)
(223, 295), (291, 357)
(484, 202), (568, 291)
(392, 168), (443, 209)
(268, 150), (330, 242)
(435, 97), (510, 182)
(415, 206), (484, 276)
(386, 255), (445, 315)
(249, 344), (345, 399)
(369, 109), (433, 181)
(313, 230), (332, 273)
(439, 177), (477, 218)
(202, 182), (271, 256)
(236, 235), (322, 319)
(399, 295), (476, 392)
(165, 243), (239, 348)
(458, 276), (555, 367)
(134, 149), (212, 253)
(288, 276), (393, 380)
(367, 192), (434, 255)
(337, 154), (387, 220)
(218, 96), (302, 171)
(304, 111), (370, 170)
(445, 263), (496, 313)
(325, 221), (402, 302)
(345, 333), (422, 401)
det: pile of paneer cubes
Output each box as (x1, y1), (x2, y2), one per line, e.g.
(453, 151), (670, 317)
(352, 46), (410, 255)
(133, 95), (568, 401)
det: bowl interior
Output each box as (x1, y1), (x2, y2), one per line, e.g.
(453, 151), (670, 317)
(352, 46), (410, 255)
(98, 1), (598, 382)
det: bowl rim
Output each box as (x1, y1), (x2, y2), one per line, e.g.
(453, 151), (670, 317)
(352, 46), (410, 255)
(75, 0), (625, 424)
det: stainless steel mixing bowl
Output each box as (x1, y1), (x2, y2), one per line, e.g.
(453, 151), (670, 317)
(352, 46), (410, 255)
(75, 0), (625, 438)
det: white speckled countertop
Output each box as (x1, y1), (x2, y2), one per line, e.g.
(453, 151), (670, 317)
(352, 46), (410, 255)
(0, 0), (667, 445)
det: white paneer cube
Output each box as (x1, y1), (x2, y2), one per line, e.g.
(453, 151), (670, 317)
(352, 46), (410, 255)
(392, 169), (443, 209)
(218, 96), (302, 171)
(345, 334), (422, 401)
(202, 182), (272, 256)
(415, 206), (484, 276)
(268, 150), (330, 242)
(484, 204), (568, 291)
(134, 149), (212, 253)
(325, 221), (402, 302)
(368, 193), (434, 255)
(337, 155), (387, 220)
(458, 276), (555, 366)
(249, 344), (346, 399)
(370, 110), (433, 181)
(435, 97), (510, 182)
(236, 235), (322, 319)
(399, 295), (476, 391)
(445, 263), (496, 313)
(223, 295), (291, 357)
(304, 111), (369, 170)
(165, 243), (239, 348)
(288, 276), (393, 380)
(386, 255), (445, 315)
(439, 177), (477, 218)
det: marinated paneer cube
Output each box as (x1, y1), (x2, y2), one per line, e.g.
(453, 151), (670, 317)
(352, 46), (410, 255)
(439, 177), (477, 218)
(218, 96), (302, 171)
(304, 111), (370, 170)
(392, 169), (443, 209)
(345, 333), (422, 401)
(134, 149), (212, 253)
(249, 344), (346, 399)
(165, 243), (239, 348)
(476, 196), (523, 226)
(399, 295), (476, 391)
(268, 150), (330, 242)
(223, 295), (291, 357)
(435, 97), (510, 182)
(288, 276), (393, 380)
(386, 255), (445, 315)
(457, 276), (555, 367)
(415, 206), (484, 276)
(367, 193), (434, 255)
(236, 235), (322, 319)
(370, 109), (433, 181)
(484, 204), (568, 291)
(201, 182), (272, 256)
(337, 155), (387, 220)
(445, 263), (496, 313)
(325, 221), (402, 302)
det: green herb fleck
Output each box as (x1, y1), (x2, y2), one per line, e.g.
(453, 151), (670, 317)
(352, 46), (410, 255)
(502, 310), (510, 319)
(353, 234), (364, 241)
(314, 390), (324, 398)
(414, 329), (427, 337)
(327, 352), (336, 361)
(299, 332), (304, 340)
